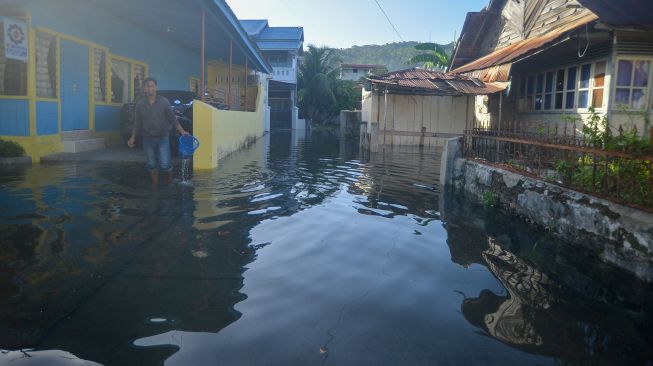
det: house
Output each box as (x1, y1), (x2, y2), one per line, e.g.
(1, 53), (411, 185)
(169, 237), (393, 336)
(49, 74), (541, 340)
(339, 64), (387, 81)
(449, 0), (653, 134)
(240, 19), (304, 130)
(0, 0), (271, 168)
(361, 68), (505, 148)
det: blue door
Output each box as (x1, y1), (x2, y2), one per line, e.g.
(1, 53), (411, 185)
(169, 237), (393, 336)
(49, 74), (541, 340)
(61, 40), (89, 131)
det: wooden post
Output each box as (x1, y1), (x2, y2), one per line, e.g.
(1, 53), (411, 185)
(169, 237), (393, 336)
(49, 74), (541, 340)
(228, 39), (232, 108)
(244, 58), (248, 111)
(200, 9), (205, 102)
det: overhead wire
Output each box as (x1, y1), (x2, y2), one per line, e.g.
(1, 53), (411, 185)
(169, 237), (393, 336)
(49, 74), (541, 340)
(373, 0), (404, 42)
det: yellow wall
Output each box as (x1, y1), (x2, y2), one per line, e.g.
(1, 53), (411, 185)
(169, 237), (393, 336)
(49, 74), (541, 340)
(2, 135), (61, 163)
(192, 84), (265, 170)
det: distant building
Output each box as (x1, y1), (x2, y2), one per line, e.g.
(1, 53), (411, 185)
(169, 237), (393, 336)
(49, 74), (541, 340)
(241, 19), (304, 130)
(340, 64), (387, 81)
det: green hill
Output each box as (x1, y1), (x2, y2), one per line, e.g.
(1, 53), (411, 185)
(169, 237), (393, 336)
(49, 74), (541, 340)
(334, 41), (454, 72)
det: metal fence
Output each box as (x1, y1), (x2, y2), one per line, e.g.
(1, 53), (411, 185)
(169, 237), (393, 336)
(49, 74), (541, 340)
(463, 124), (653, 210)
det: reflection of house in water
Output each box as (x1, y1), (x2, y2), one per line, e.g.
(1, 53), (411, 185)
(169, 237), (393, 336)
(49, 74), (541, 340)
(462, 238), (558, 349)
(443, 204), (653, 365)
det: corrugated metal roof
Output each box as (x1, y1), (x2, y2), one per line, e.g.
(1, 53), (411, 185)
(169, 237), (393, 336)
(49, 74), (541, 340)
(240, 19), (268, 36)
(451, 13), (598, 75)
(578, 0), (653, 27)
(368, 68), (506, 95)
(257, 27), (304, 41)
(256, 40), (303, 51)
(341, 64), (384, 69)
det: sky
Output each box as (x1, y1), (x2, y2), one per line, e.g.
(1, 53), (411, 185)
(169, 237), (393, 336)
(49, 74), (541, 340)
(228, 0), (489, 49)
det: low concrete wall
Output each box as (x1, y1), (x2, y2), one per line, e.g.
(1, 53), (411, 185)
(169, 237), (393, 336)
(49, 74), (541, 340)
(439, 137), (462, 187)
(451, 159), (653, 282)
(193, 86), (265, 170)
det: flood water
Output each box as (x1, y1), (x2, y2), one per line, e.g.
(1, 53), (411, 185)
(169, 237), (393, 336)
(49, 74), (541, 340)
(1, 131), (652, 366)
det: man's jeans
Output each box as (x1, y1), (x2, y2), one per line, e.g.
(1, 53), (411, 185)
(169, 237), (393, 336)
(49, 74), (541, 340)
(142, 136), (172, 172)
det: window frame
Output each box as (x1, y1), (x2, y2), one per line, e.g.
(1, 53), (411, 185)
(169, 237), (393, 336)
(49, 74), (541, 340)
(612, 56), (653, 111)
(516, 59), (608, 113)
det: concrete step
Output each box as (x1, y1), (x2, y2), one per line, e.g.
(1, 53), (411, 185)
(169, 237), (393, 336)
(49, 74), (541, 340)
(62, 130), (94, 141)
(62, 138), (106, 153)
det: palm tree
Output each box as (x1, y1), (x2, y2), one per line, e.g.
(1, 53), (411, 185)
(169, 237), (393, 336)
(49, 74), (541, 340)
(407, 42), (449, 71)
(297, 45), (341, 122)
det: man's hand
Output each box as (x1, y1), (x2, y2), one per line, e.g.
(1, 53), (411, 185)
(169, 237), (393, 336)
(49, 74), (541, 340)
(127, 135), (136, 148)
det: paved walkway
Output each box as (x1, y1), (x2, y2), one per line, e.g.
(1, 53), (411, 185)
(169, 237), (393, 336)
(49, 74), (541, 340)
(41, 146), (148, 164)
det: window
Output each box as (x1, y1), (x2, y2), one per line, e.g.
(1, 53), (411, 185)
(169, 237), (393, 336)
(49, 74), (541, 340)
(554, 69), (565, 109)
(111, 59), (130, 103)
(353, 68), (358, 74)
(578, 63), (591, 108)
(544, 71), (553, 110)
(535, 73), (544, 110)
(0, 17), (28, 96)
(133, 64), (145, 99)
(35, 31), (57, 98)
(591, 61), (606, 108)
(93, 49), (106, 102)
(526, 75), (534, 111)
(565, 67), (577, 109)
(615, 59), (650, 110)
(517, 61), (607, 112)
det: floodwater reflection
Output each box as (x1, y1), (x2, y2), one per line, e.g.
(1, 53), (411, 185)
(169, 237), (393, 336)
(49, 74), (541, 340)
(1, 131), (651, 366)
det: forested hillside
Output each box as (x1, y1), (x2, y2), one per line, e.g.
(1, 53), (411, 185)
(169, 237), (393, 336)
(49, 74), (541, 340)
(333, 41), (454, 71)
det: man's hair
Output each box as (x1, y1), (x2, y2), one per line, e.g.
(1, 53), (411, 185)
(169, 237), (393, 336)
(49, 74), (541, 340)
(143, 77), (158, 86)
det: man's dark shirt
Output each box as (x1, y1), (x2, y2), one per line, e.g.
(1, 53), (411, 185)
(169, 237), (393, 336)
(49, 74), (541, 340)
(133, 95), (177, 138)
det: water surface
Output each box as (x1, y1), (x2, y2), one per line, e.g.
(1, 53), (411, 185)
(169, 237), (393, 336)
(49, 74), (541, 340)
(1, 131), (651, 365)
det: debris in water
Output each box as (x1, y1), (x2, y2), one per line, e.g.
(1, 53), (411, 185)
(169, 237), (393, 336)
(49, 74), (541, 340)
(319, 347), (328, 354)
(217, 231), (230, 237)
(191, 250), (210, 258)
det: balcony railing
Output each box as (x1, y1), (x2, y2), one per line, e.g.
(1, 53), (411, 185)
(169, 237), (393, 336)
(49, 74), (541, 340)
(271, 67), (296, 83)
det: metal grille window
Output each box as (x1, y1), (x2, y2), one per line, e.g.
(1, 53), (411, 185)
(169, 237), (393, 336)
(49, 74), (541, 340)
(534, 73), (544, 110)
(0, 19), (28, 96)
(565, 67), (577, 109)
(133, 64), (145, 100)
(111, 59), (130, 103)
(93, 48), (106, 102)
(35, 31), (56, 98)
(615, 59), (650, 110)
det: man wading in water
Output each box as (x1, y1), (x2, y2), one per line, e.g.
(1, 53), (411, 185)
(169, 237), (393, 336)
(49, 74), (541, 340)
(128, 77), (189, 186)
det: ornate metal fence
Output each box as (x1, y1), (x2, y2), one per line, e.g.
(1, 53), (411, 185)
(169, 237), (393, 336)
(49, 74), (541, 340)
(463, 124), (653, 210)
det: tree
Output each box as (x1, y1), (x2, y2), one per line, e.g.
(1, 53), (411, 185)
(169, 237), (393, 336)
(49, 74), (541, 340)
(297, 45), (341, 122)
(406, 42), (449, 71)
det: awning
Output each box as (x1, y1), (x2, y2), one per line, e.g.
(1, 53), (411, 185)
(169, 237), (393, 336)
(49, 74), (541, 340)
(86, 0), (272, 74)
(451, 13), (598, 81)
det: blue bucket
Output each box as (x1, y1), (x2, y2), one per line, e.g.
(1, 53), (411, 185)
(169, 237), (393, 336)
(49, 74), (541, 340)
(178, 135), (200, 159)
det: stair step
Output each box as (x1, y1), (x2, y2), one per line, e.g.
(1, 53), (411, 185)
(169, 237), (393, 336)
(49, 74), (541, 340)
(62, 138), (106, 153)
(62, 130), (94, 141)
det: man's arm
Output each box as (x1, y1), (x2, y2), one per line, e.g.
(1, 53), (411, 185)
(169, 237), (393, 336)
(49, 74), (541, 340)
(128, 104), (141, 147)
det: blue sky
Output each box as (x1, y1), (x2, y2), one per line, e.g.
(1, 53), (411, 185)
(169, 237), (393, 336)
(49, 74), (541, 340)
(228, 0), (489, 49)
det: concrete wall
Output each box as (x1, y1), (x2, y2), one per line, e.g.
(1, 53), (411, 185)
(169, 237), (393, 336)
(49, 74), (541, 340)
(361, 90), (473, 147)
(192, 84), (265, 170)
(451, 159), (653, 282)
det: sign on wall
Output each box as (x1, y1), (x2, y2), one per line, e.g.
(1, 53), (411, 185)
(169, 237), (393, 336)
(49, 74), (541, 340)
(3, 17), (28, 62)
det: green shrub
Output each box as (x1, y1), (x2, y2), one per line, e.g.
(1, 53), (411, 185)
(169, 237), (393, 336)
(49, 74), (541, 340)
(0, 139), (26, 158)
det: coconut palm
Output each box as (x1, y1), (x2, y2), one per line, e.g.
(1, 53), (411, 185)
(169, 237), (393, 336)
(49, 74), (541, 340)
(407, 42), (449, 71)
(297, 45), (341, 122)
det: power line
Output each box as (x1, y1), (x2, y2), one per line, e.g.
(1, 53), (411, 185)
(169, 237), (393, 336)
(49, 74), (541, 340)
(373, 0), (404, 42)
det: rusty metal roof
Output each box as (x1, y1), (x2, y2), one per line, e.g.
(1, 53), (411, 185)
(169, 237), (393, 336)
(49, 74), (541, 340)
(451, 13), (598, 75)
(368, 68), (506, 95)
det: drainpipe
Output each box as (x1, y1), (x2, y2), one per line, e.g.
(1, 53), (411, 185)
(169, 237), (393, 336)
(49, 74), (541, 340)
(228, 39), (233, 108)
